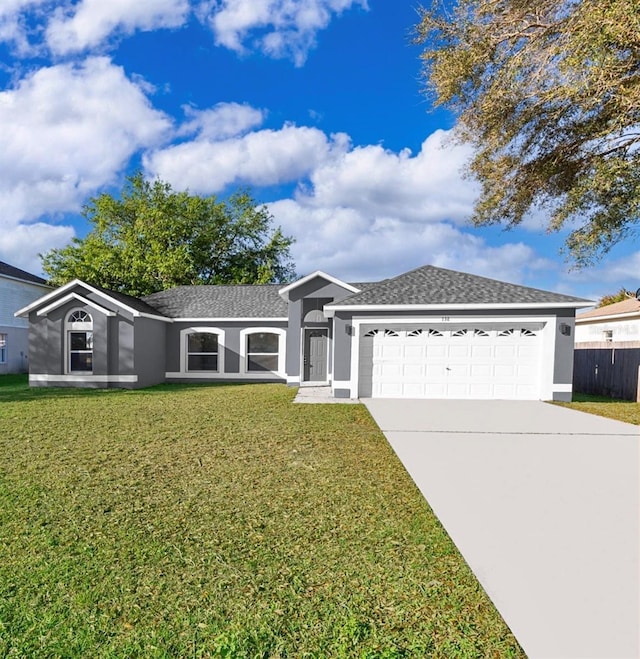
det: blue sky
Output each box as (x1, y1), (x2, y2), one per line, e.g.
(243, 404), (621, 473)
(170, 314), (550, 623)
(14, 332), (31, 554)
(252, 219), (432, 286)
(0, 0), (637, 300)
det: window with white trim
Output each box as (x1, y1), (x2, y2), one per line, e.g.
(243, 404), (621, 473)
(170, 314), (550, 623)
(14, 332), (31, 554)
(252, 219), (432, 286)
(0, 334), (6, 364)
(67, 309), (93, 373)
(246, 332), (279, 372)
(187, 332), (219, 371)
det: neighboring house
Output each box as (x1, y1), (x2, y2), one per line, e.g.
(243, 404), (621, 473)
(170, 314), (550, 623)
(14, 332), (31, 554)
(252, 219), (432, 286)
(575, 297), (640, 345)
(0, 261), (51, 374)
(573, 296), (640, 401)
(15, 265), (589, 401)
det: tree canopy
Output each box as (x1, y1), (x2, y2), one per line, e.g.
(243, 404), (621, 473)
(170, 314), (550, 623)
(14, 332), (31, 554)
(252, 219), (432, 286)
(596, 288), (633, 307)
(415, 0), (640, 266)
(41, 174), (295, 296)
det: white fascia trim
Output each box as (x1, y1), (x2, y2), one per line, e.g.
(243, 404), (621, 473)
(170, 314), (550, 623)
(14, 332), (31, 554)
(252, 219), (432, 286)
(166, 372), (285, 380)
(137, 312), (173, 323)
(174, 317), (288, 322)
(14, 277), (167, 320)
(326, 302), (590, 314)
(278, 271), (360, 300)
(553, 383), (573, 392)
(29, 374), (138, 383)
(36, 292), (116, 317)
(576, 312), (640, 324)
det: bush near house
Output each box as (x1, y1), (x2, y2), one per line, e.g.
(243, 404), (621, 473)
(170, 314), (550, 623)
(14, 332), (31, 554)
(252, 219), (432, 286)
(0, 376), (523, 657)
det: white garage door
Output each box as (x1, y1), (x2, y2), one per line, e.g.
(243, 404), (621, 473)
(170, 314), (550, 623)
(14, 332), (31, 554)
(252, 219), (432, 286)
(358, 326), (542, 399)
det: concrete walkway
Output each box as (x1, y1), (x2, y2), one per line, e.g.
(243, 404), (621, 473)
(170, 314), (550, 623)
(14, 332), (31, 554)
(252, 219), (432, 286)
(293, 385), (359, 404)
(364, 399), (640, 659)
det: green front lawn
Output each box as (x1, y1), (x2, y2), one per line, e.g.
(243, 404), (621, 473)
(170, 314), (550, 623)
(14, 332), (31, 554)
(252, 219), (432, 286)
(555, 392), (640, 425)
(0, 376), (523, 658)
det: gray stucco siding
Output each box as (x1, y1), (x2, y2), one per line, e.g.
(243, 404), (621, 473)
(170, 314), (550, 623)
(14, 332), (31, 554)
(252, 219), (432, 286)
(133, 317), (166, 387)
(287, 279), (356, 302)
(165, 320), (287, 377)
(285, 298), (302, 380)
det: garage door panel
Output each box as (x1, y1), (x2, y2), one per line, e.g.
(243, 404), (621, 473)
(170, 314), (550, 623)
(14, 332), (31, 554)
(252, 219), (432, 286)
(449, 345), (470, 359)
(359, 325), (542, 400)
(404, 364), (423, 378)
(426, 345), (447, 358)
(471, 363), (492, 377)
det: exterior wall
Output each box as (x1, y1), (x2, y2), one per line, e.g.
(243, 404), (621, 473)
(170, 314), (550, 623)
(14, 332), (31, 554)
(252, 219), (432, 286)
(0, 276), (50, 374)
(165, 320), (287, 382)
(575, 317), (640, 344)
(330, 307), (577, 400)
(284, 278), (355, 384)
(552, 311), (576, 402)
(133, 317), (166, 388)
(28, 293), (139, 388)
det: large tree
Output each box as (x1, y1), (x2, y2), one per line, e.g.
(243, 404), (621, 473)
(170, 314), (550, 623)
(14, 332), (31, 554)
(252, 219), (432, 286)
(42, 174), (295, 296)
(415, 0), (640, 265)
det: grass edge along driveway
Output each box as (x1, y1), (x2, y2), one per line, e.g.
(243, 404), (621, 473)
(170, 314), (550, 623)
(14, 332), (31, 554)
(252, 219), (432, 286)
(0, 376), (523, 658)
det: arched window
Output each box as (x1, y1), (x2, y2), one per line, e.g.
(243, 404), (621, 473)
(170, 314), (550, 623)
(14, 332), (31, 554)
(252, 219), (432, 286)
(66, 309), (93, 373)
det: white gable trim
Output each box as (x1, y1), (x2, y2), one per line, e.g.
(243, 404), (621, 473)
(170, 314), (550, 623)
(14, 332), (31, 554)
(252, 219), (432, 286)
(278, 271), (360, 300)
(15, 278), (168, 321)
(36, 292), (116, 317)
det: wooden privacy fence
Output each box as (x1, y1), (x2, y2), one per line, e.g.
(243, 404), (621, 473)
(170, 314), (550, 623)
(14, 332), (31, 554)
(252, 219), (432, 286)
(573, 343), (640, 401)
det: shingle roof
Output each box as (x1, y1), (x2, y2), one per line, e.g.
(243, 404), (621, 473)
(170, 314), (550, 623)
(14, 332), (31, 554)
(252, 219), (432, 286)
(143, 285), (287, 318)
(87, 283), (169, 317)
(0, 261), (48, 286)
(328, 265), (589, 306)
(577, 297), (640, 320)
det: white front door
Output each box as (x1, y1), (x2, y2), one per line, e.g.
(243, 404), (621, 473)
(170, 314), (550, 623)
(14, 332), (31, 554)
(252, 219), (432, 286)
(358, 326), (542, 399)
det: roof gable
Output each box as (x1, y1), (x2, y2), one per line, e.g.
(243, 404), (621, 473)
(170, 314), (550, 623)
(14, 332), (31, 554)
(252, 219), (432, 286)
(326, 265), (590, 308)
(278, 271), (360, 300)
(15, 279), (169, 320)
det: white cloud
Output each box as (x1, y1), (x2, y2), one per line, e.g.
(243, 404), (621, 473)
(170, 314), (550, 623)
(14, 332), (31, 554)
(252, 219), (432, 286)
(199, 0), (368, 66)
(46, 0), (189, 54)
(0, 57), (171, 225)
(298, 130), (479, 224)
(144, 121), (349, 193)
(0, 222), (75, 276)
(268, 199), (550, 284)
(178, 102), (266, 140)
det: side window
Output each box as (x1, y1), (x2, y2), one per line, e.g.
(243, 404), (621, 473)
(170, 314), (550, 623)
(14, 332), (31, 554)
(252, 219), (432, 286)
(246, 332), (279, 372)
(66, 310), (93, 373)
(0, 334), (6, 364)
(187, 332), (219, 371)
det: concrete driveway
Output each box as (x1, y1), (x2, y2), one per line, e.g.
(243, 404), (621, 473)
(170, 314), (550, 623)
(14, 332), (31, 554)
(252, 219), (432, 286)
(363, 399), (640, 659)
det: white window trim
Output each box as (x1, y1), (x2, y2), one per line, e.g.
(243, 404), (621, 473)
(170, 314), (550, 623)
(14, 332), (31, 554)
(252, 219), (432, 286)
(65, 308), (94, 375)
(179, 327), (225, 375)
(240, 327), (286, 378)
(0, 333), (6, 364)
